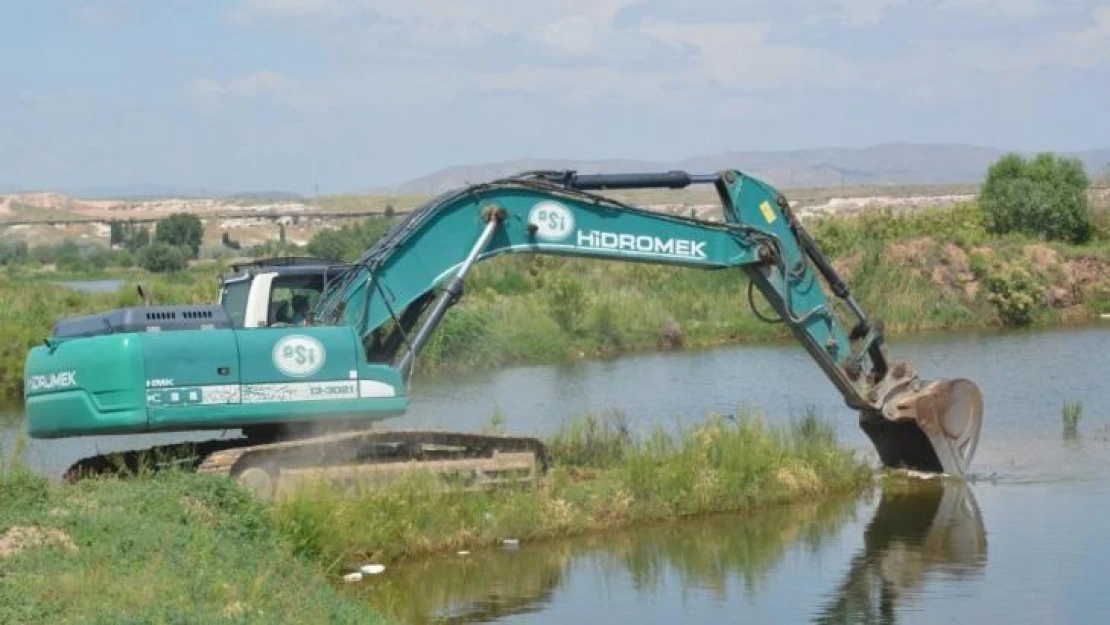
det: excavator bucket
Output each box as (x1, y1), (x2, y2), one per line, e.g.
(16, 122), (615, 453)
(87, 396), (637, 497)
(861, 378), (984, 476)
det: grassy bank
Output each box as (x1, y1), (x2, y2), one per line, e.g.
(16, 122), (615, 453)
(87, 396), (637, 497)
(0, 458), (380, 624)
(272, 412), (870, 570)
(1, 411), (869, 623)
(3, 200), (1108, 400)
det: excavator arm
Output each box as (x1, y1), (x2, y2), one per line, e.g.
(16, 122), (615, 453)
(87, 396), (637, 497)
(313, 169), (983, 475)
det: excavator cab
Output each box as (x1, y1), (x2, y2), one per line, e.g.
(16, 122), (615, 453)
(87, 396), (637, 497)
(218, 257), (347, 329)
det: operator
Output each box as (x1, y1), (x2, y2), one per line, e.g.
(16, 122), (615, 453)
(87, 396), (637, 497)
(289, 294), (310, 325)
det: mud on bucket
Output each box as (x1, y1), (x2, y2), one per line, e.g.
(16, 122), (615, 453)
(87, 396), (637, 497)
(861, 378), (984, 476)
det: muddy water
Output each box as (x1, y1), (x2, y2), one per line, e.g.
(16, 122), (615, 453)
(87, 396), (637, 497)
(3, 325), (1110, 622)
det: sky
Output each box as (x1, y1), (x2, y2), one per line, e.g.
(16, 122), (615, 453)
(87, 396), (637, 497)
(1, 0), (1108, 194)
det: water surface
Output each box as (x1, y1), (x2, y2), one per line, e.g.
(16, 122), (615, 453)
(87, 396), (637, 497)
(52, 278), (124, 293)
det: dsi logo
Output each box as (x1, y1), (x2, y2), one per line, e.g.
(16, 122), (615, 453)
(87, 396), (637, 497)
(528, 201), (575, 241)
(272, 334), (326, 377)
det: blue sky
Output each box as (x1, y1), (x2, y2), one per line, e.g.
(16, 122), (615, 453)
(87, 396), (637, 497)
(1, 0), (1108, 194)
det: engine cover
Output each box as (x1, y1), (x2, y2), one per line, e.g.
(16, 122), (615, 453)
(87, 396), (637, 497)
(52, 305), (232, 339)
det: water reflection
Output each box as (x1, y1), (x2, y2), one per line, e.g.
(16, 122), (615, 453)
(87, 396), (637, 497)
(359, 495), (861, 623)
(812, 479), (987, 624)
(358, 480), (987, 625)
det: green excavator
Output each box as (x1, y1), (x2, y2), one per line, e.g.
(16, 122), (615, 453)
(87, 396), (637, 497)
(22, 169), (984, 498)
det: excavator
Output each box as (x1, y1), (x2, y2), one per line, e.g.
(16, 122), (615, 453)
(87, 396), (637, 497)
(22, 168), (984, 499)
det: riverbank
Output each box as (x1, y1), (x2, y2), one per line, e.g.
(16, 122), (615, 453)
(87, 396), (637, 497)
(0, 411), (870, 624)
(272, 412), (870, 570)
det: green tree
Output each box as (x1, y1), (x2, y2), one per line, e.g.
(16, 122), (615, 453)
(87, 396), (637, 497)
(154, 213), (204, 258)
(54, 240), (82, 271)
(123, 223), (150, 251)
(307, 217), (394, 261)
(0, 241), (28, 266)
(979, 152), (1092, 244)
(137, 242), (187, 273)
(109, 220), (124, 246)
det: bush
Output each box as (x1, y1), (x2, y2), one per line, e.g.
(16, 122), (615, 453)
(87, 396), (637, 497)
(137, 242), (187, 273)
(979, 153), (1092, 244)
(0, 241), (29, 266)
(808, 202), (988, 256)
(154, 213), (204, 258)
(544, 273), (586, 335)
(983, 260), (1041, 326)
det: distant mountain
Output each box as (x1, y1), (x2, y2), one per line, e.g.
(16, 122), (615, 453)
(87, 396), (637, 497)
(373, 144), (1110, 196)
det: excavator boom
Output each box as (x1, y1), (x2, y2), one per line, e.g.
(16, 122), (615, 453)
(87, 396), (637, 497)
(314, 168), (983, 474)
(23, 168), (983, 495)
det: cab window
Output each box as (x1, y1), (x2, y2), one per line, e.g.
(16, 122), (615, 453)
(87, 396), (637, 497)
(219, 278), (251, 328)
(268, 274), (324, 326)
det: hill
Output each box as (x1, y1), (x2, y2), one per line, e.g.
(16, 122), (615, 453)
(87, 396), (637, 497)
(373, 144), (1110, 196)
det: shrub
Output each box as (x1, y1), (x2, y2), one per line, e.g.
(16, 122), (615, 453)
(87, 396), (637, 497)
(983, 260), (1041, 326)
(1062, 400), (1083, 437)
(979, 153), (1092, 244)
(544, 273), (586, 335)
(137, 242), (187, 273)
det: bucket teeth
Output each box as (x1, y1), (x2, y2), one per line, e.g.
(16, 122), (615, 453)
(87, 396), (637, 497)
(862, 376), (984, 476)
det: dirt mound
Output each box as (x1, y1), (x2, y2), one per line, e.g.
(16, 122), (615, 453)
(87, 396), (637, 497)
(887, 237), (935, 269)
(0, 525), (78, 559)
(878, 238), (1109, 309)
(886, 238), (979, 299)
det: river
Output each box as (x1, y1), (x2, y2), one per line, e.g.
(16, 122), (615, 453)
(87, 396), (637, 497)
(3, 325), (1110, 623)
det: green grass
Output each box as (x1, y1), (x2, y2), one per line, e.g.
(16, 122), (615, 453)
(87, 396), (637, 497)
(271, 411), (870, 572)
(0, 461), (383, 624)
(1063, 400), (1083, 436)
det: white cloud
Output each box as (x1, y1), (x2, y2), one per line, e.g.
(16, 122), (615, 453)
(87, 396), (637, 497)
(638, 21), (861, 89)
(1047, 5), (1110, 67)
(216, 0), (1110, 114)
(833, 0), (907, 27)
(935, 0), (1052, 20)
(224, 0), (351, 23)
(185, 70), (319, 109)
(68, 0), (139, 25)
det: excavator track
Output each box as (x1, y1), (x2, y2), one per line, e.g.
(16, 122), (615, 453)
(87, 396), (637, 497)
(64, 429), (548, 500)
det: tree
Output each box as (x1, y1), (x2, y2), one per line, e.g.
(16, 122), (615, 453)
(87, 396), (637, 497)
(109, 220), (124, 246)
(979, 152), (1092, 244)
(0, 241), (28, 266)
(307, 217), (394, 261)
(137, 242), (187, 273)
(53, 240), (82, 272)
(154, 213), (204, 258)
(119, 223), (150, 251)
